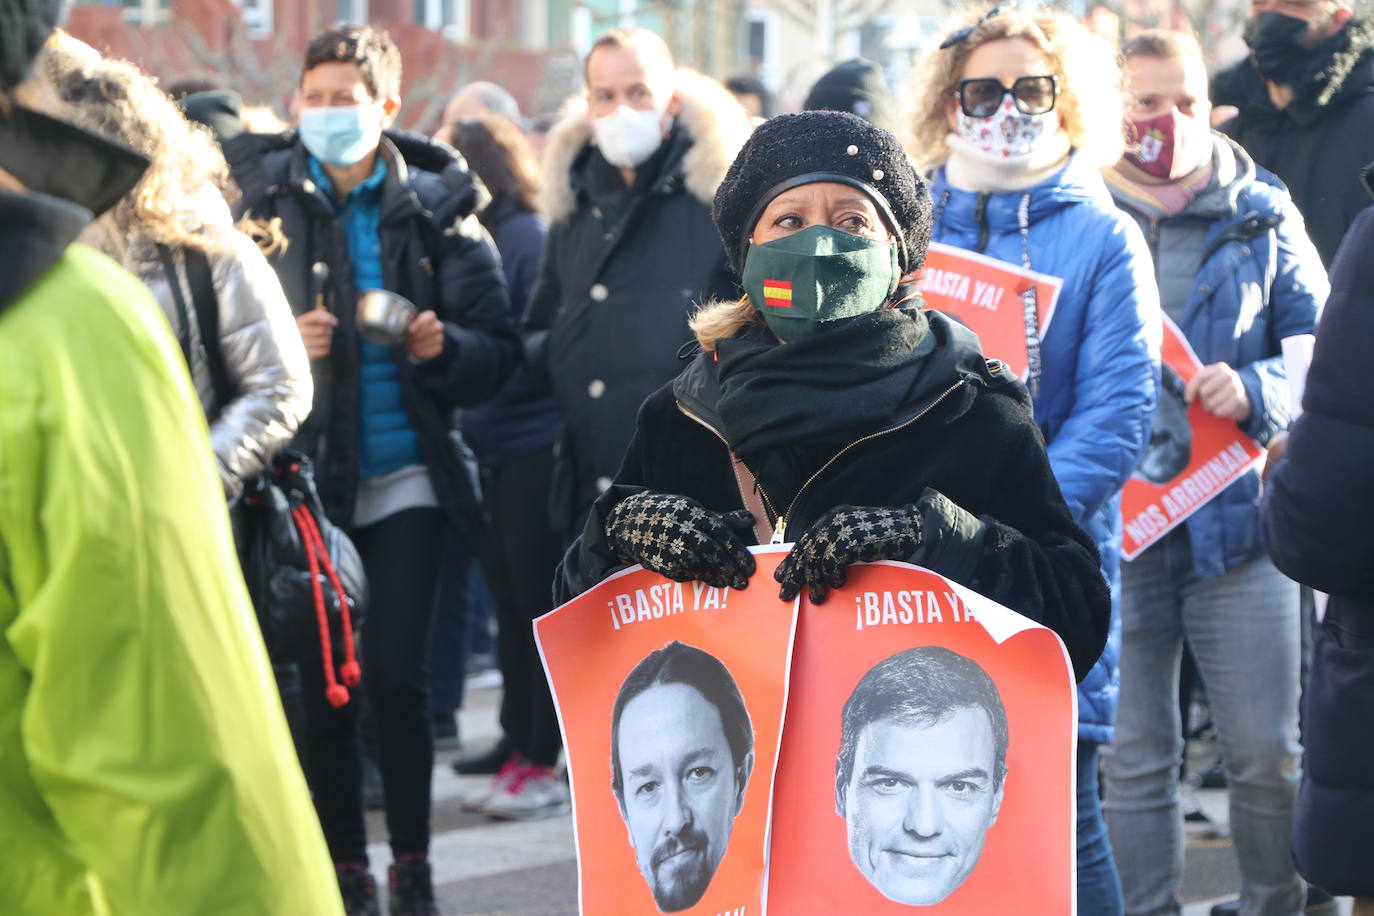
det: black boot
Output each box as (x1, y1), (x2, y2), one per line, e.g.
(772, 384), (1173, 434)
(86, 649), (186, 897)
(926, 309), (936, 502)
(335, 864), (380, 916)
(389, 856), (443, 916)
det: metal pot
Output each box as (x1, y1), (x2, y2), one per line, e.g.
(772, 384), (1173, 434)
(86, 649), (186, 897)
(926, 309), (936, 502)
(355, 289), (418, 348)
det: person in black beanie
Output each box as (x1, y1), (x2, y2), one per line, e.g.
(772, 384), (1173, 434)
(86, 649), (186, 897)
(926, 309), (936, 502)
(555, 110), (1111, 683)
(174, 85), (247, 144)
(725, 74), (772, 120)
(803, 58), (895, 133)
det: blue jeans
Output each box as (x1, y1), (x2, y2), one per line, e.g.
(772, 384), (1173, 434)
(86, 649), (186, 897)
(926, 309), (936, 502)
(1080, 739), (1124, 915)
(1102, 528), (1304, 916)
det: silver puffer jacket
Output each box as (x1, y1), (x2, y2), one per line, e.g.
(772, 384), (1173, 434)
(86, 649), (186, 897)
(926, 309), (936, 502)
(130, 189), (312, 497)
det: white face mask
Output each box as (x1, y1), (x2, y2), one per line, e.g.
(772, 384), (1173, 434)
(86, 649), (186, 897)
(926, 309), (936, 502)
(592, 104), (668, 169)
(955, 95), (1058, 161)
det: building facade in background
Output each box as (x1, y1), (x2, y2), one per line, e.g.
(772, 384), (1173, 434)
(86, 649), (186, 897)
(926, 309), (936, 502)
(65, 0), (1251, 145)
(66, 0), (754, 129)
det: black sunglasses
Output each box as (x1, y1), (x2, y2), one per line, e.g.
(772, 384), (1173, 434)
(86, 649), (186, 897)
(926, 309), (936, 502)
(955, 75), (1059, 118)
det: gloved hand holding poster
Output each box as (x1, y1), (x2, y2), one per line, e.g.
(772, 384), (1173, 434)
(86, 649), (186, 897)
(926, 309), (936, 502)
(536, 549), (1077, 914)
(1120, 315), (1264, 560)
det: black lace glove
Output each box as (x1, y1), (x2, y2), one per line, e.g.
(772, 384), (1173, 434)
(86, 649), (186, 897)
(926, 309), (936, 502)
(775, 504), (923, 604)
(606, 491), (757, 589)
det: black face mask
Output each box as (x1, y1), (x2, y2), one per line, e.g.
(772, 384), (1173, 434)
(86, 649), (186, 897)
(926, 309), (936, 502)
(1244, 11), (1312, 84)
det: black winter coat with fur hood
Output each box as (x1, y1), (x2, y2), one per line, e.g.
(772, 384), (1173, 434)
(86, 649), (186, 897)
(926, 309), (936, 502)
(556, 308), (1111, 682)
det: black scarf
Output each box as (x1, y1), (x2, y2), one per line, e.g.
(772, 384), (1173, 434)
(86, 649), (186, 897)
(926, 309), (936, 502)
(1290, 20), (1374, 107)
(1245, 19), (1374, 129)
(714, 308), (940, 458)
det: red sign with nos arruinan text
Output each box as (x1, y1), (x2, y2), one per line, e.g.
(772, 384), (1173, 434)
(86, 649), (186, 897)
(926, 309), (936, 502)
(1119, 316), (1264, 560)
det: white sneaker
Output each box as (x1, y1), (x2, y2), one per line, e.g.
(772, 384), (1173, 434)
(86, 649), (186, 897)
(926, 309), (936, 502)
(459, 754), (521, 812)
(480, 766), (569, 821)
(1181, 781), (1225, 839)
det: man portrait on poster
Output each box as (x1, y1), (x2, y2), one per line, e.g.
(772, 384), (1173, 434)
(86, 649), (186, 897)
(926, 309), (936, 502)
(1134, 362), (1192, 485)
(612, 641), (756, 912)
(835, 647), (1009, 906)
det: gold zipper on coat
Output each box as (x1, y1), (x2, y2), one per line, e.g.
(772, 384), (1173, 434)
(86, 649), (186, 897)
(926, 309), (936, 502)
(677, 403), (784, 532)
(770, 380), (967, 542)
(677, 379), (966, 544)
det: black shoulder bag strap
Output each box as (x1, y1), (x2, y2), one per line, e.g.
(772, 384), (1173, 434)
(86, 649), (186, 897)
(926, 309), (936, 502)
(157, 243), (194, 366)
(157, 243), (234, 421)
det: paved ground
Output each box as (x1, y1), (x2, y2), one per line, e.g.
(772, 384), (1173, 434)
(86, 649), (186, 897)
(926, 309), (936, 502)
(365, 681), (576, 916)
(364, 681), (1350, 915)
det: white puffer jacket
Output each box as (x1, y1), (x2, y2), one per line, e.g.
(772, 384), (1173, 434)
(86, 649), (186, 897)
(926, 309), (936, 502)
(132, 187), (312, 498)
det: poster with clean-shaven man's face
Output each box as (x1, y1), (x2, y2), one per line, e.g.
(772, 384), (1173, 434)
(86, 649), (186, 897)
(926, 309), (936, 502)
(836, 647), (1008, 906)
(766, 562), (1074, 914)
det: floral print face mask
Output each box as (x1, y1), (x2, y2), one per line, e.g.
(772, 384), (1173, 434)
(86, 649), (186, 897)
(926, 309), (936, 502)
(955, 94), (1058, 160)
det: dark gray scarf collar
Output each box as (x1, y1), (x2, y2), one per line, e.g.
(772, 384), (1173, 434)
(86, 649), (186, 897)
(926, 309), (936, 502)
(675, 308), (1004, 460)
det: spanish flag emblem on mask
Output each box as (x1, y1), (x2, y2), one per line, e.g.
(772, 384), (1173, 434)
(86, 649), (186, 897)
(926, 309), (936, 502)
(762, 279), (793, 309)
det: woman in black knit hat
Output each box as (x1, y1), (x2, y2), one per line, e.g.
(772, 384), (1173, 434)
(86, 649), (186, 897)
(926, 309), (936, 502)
(554, 110), (1111, 683)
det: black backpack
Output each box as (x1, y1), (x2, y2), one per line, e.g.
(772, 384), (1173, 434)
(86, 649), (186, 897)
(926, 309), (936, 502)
(159, 244), (369, 707)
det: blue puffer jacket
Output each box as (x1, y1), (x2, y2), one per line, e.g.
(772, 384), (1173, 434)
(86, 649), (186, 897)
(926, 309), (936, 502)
(1109, 137), (1327, 579)
(929, 153), (1162, 744)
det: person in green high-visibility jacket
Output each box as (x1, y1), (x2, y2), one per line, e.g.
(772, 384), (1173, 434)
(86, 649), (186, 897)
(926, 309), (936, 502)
(0, 15), (343, 915)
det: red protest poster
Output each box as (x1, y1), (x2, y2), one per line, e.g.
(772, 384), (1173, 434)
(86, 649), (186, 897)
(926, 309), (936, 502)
(1120, 315), (1264, 560)
(535, 548), (797, 916)
(916, 242), (1063, 379)
(766, 562), (1077, 915)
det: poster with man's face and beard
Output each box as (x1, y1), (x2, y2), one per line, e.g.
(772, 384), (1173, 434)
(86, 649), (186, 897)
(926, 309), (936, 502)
(536, 548), (798, 915)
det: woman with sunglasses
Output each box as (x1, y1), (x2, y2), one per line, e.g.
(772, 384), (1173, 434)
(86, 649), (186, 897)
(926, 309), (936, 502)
(908, 10), (1161, 916)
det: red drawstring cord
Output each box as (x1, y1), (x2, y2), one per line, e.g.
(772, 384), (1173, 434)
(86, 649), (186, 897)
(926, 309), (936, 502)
(296, 508), (361, 687)
(293, 505), (348, 707)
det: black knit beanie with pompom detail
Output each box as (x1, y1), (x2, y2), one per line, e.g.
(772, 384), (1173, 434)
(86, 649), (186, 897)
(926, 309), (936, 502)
(712, 110), (931, 275)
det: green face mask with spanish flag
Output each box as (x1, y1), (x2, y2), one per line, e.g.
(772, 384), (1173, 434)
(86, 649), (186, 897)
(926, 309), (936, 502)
(741, 224), (900, 342)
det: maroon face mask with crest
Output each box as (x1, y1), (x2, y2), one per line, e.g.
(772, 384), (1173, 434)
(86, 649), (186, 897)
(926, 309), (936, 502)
(1126, 110), (1208, 181)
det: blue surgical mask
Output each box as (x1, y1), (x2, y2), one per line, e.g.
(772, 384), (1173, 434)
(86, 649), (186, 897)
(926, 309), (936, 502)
(299, 104), (383, 168)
